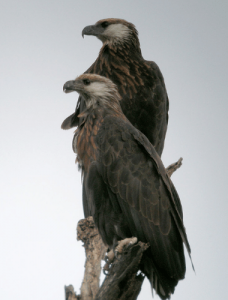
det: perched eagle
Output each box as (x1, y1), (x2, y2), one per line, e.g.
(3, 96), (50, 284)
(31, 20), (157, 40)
(62, 18), (169, 157)
(63, 74), (191, 300)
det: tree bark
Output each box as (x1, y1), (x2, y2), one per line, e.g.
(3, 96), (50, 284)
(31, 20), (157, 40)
(65, 285), (80, 300)
(77, 217), (107, 300)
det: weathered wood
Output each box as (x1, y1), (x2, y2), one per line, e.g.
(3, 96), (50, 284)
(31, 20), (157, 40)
(77, 217), (107, 300)
(65, 285), (80, 300)
(166, 157), (183, 177)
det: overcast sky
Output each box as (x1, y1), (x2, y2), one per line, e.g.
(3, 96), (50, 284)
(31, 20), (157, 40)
(1, 1), (228, 299)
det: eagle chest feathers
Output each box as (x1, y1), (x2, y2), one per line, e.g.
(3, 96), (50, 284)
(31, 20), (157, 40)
(86, 46), (167, 156)
(75, 113), (102, 171)
(92, 45), (153, 100)
(75, 109), (124, 171)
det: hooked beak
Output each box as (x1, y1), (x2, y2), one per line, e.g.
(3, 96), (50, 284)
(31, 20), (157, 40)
(63, 80), (76, 93)
(82, 24), (104, 38)
(63, 80), (84, 94)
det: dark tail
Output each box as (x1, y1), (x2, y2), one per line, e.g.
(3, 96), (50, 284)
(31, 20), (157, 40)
(141, 254), (179, 300)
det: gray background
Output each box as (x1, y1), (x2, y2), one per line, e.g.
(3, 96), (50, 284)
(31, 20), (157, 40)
(1, 1), (227, 299)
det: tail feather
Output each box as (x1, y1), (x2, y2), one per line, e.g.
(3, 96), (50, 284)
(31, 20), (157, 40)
(149, 270), (173, 300)
(142, 257), (178, 299)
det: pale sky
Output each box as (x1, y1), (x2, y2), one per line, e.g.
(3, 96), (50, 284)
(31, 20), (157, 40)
(1, 1), (228, 299)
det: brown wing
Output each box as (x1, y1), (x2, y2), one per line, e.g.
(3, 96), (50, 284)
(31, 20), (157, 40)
(82, 114), (191, 297)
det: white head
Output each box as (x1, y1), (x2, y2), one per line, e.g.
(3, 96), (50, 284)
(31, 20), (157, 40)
(63, 74), (121, 110)
(82, 18), (139, 46)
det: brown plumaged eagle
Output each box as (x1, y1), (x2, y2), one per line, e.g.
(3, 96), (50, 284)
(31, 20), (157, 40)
(63, 74), (192, 300)
(62, 18), (169, 157)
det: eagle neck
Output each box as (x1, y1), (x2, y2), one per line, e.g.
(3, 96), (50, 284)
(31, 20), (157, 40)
(78, 101), (124, 123)
(100, 41), (142, 58)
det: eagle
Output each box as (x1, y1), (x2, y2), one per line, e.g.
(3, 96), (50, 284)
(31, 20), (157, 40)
(62, 18), (169, 157)
(63, 74), (192, 299)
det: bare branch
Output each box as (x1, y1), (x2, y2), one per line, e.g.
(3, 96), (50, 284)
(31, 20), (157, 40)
(65, 285), (80, 300)
(166, 157), (183, 177)
(77, 217), (107, 300)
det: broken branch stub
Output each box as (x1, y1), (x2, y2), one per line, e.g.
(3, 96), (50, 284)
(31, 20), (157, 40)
(166, 157), (183, 177)
(77, 217), (107, 300)
(65, 285), (80, 300)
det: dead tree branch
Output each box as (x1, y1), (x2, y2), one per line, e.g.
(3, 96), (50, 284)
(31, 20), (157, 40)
(65, 285), (80, 300)
(166, 157), (183, 177)
(77, 217), (107, 300)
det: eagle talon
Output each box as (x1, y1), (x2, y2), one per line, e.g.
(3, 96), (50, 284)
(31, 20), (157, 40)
(103, 249), (115, 274)
(103, 263), (111, 275)
(104, 255), (110, 264)
(105, 249), (115, 262)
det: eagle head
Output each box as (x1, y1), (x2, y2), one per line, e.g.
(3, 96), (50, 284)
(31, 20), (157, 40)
(81, 18), (139, 45)
(63, 74), (121, 110)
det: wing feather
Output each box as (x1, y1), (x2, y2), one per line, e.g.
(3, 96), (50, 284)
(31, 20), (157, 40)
(94, 115), (190, 281)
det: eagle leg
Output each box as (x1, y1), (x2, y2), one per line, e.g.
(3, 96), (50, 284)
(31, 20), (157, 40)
(105, 249), (115, 263)
(115, 237), (138, 257)
(103, 237), (138, 275)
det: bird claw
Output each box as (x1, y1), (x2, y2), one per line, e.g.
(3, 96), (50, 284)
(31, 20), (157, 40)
(103, 262), (111, 275)
(105, 249), (115, 262)
(103, 249), (115, 275)
(103, 238), (138, 274)
(104, 255), (109, 264)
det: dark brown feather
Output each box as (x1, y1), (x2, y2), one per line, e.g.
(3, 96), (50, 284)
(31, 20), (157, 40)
(74, 97), (191, 299)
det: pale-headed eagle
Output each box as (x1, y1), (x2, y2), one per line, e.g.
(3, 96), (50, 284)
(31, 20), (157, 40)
(63, 74), (191, 300)
(62, 18), (169, 157)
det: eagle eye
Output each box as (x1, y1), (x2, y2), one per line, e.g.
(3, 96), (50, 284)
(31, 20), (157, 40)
(83, 79), (90, 85)
(101, 21), (109, 28)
